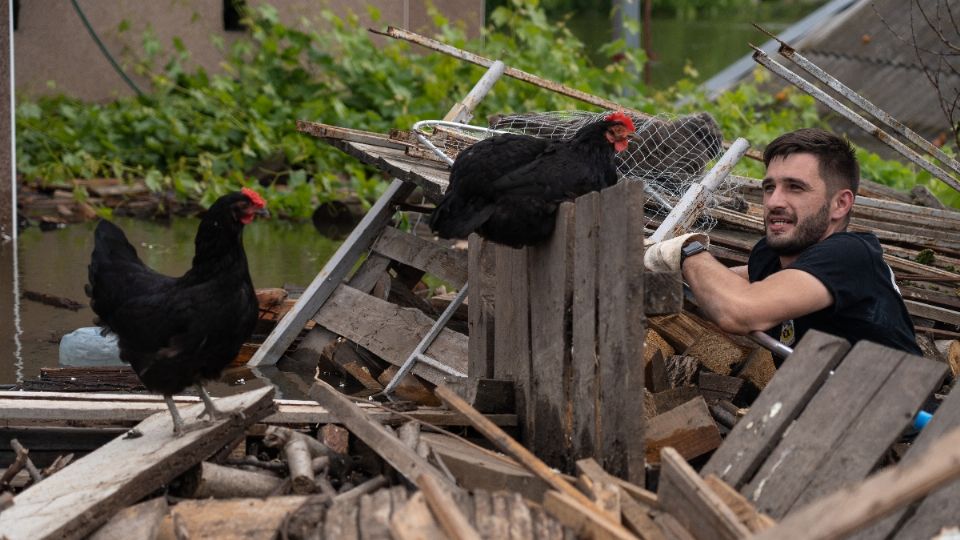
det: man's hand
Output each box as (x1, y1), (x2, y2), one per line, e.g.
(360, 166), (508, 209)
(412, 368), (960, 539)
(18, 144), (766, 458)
(643, 233), (709, 272)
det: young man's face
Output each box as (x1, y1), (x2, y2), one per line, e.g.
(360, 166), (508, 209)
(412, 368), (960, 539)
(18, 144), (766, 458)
(762, 153), (834, 255)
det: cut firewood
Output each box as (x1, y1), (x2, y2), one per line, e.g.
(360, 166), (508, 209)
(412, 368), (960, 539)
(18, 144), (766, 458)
(284, 435), (316, 494)
(650, 386), (701, 417)
(648, 313), (705, 353)
(736, 348), (777, 391)
(391, 491), (447, 540)
(684, 333), (750, 376)
(161, 495), (308, 540)
(377, 366), (442, 406)
(646, 396), (722, 464)
(88, 497), (168, 540)
(698, 372), (744, 404)
(645, 329), (676, 365)
(658, 355), (700, 390)
(175, 461), (283, 499)
(321, 424), (350, 455)
(947, 340), (960, 378)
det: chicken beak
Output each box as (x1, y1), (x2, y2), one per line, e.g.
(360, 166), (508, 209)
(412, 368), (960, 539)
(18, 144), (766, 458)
(255, 207), (270, 218)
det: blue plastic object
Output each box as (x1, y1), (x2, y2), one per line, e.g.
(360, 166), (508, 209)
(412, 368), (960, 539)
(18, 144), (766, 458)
(913, 410), (933, 431)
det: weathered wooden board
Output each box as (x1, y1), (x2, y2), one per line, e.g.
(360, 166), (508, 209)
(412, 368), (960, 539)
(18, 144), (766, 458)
(309, 381), (454, 490)
(658, 448), (751, 540)
(745, 341), (906, 518)
(325, 496), (360, 540)
(596, 180), (646, 484)
(644, 271), (684, 315)
(645, 396), (722, 464)
(0, 392), (517, 427)
(788, 352), (946, 511)
(390, 491), (446, 540)
(0, 386), (275, 540)
(702, 331), (850, 488)
(88, 497), (168, 540)
(859, 384), (960, 540)
(528, 203), (575, 470)
(467, 233), (496, 379)
(373, 227), (467, 288)
(313, 283), (468, 386)
(162, 496), (309, 540)
(494, 243), (532, 441)
(572, 191), (601, 462)
(330, 140), (450, 202)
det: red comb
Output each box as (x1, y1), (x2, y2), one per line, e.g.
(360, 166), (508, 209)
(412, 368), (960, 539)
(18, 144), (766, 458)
(604, 111), (635, 133)
(241, 187), (266, 207)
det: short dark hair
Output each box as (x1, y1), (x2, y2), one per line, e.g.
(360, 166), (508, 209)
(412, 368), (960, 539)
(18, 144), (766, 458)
(763, 128), (860, 196)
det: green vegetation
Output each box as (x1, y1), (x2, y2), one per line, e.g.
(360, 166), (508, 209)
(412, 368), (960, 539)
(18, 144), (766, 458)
(15, 0), (959, 218)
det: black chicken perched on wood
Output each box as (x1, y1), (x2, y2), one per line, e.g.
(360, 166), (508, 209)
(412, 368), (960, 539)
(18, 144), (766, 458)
(86, 188), (268, 436)
(429, 112), (636, 248)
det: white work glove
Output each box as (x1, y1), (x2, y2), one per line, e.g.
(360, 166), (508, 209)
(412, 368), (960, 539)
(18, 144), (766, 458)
(643, 233), (709, 272)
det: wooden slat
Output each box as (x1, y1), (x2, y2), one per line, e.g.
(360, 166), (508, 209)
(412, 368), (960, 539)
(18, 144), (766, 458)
(494, 243), (532, 442)
(165, 496), (309, 540)
(645, 396), (722, 464)
(309, 381), (453, 490)
(701, 330), (850, 488)
(391, 491), (446, 540)
(331, 140), (450, 202)
(0, 394), (515, 428)
(597, 180), (647, 484)
(751, 426), (960, 540)
(296, 120), (410, 150)
(788, 351), (946, 512)
(643, 271), (683, 315)
(528, 203), (575, 469)
(572, 191), (601, 461)
(857, 384), (960, 540)
(373, 227), (467, 288)
(467, 234), (496, 379)
(313, 284), (468, 386)
(658, 448), (751, 540)
(0, 387), (275, 540)
(745, 341), (906, 518)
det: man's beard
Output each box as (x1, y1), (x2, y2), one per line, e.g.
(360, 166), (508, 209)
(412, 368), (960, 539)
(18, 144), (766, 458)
(766, 202), (830, 256)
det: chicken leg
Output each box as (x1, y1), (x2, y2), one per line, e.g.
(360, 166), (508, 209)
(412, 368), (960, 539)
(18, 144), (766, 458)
(196, 383), (224, 421)
(164, 395), (187, 437)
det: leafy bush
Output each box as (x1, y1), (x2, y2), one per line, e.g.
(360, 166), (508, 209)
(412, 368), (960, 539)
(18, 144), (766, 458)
(15, 0), (958, 217)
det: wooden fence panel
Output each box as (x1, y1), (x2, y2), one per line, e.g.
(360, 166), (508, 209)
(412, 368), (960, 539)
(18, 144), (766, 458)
(571, 192), (601, 462)
(494, 243), (532, 442)
(468, 234), (496, 379)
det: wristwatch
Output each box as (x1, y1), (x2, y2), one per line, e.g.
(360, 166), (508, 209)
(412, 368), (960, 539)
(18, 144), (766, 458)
(680, 240), (708, 267)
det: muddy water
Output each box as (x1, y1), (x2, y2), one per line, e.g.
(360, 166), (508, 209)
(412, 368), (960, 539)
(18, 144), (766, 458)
(0, 217), (341, 388)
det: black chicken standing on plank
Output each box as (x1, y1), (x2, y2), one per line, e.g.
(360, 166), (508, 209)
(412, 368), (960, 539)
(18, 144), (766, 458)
(86, 188), (268, 436)
(429, 112), (636, 248)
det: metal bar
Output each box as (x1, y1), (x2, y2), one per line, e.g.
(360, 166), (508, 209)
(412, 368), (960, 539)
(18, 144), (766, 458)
(382, 284), (470, 395)
(444, 60), (505, 124)
(649, 137), (750, 243)
(766, 36), (960, 178)
(374, 26), (651, 121)
(413, 353), (467, 378)
(248, 179), (414, 366)
(752, 47), (960, 194)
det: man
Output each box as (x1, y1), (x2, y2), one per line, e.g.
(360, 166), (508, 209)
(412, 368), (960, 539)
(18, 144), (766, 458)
(645, 128), (921, 360)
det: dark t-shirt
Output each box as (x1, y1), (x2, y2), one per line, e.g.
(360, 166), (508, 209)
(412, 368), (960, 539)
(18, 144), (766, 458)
(748, 232), (921, 357)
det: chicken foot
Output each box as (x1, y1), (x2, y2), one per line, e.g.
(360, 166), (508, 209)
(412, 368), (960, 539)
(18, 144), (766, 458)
(196, 383), (225, 421)
(164, 395), (188, 437)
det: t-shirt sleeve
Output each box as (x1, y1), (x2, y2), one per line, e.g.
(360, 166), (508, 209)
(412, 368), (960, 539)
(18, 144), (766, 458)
(787, 235), (873, 314)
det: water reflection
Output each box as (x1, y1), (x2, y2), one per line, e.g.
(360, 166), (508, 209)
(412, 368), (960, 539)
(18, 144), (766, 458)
(1, 217), (341, 385)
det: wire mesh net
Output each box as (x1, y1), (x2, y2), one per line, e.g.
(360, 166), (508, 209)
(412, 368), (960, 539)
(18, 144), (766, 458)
(414, 110), (739, 233)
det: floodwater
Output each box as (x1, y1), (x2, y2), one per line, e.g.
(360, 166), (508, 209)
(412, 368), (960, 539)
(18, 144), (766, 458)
(0, 216), (341, 388)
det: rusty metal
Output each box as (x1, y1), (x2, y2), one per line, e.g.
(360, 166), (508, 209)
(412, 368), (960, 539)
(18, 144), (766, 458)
(751, 24), (960, 178)
(752, 46), (960, 194)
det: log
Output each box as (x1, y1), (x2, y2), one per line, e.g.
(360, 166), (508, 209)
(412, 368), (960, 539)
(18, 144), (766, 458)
(646, 396), (722, 464)
(321, 424), (350, 455)
(176, 461), (283, 499)
(377, 366), (442, 406)
(284, 436), (315, 494)
(163, 496), (308, 540)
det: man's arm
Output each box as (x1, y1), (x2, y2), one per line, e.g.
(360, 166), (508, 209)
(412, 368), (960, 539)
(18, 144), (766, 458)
(681, 253), (833, 335)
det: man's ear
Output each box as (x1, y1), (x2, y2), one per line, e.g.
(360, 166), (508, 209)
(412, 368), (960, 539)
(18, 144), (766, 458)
(832, 189), (855, 220)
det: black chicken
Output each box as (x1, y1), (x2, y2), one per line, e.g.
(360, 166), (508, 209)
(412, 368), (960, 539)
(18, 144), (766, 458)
(429, 112), (636, 248)
(86, 188), (268, 436)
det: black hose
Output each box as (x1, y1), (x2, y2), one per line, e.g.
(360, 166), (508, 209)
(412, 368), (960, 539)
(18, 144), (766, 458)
(70, 0), (145, 97)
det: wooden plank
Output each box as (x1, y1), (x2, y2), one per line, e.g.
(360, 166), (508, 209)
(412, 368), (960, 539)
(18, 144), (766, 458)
(575, 458), (659, 509)
(325, 496), (360, 540)
(329, 140), (450, 201)
(745, 341), (906, 518)
(348, 252), (393, 294)
(645, 396), (722, 464)
(0, 387), (275, 540)
(250, 178), (416, 366)
(296, 120), (410, 150)
(701, 330), (850, 488)
(572, 191), (601, 462)
(421, 432), (551, 502)
(313, 284), (468, 386)
(0, 394), (517, 428)
(528, 203), (575, 469)
(494, 243), (532, 442)
(359, 489), (393, 540)
(373, 227), (467, 288)
(577, 458), (663, 540)
(702, 475), (775, 534)
(467, 233), (496, 379)
(308, 381), (453, 490)
(419, 473), (482, 540)
(502, 491), (535, 540)
(856, 384), (960, 540)
(445, 378), (515, 414)
(658, 448), (751, 540)
(88, 497), (168, 540)
(596, 180), (647, 483)
(904, 298), (960, 326)
(789, 351), (946, 512)
(542, 491), (636, 540)
(752, 426), (960, 540)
